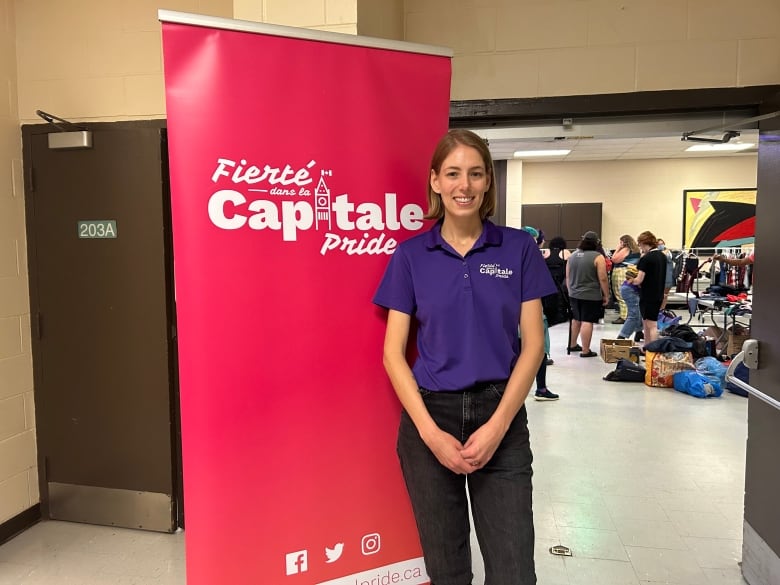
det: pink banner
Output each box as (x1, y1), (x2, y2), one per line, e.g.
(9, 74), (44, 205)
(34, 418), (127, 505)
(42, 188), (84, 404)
(161, 16), (451, 585)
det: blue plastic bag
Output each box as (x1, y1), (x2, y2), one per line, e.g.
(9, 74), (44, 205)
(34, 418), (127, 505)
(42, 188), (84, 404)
(694, 356), (727, 387)
(657, 310), (681, 331)
(673, 370), (723, 398)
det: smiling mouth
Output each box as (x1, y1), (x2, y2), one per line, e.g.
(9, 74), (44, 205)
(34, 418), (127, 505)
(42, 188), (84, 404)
(453, 196), (475, 203)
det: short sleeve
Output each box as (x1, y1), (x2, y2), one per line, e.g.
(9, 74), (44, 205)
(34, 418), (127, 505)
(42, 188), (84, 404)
(372, 245), (416, 315)
(519, 236), (557, 302)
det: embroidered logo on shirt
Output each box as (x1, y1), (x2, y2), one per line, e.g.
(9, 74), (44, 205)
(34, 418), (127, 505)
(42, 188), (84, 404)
(479, 263), (513, 279)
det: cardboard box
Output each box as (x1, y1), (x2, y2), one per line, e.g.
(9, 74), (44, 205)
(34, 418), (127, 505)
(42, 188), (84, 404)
(727, 332), (750, 355)
(600, 338), (638, 363)
(725, 323), (750, 355)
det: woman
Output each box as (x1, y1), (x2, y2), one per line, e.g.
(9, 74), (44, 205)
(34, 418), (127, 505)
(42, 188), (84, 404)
(609, 234), (641, 323)
(542, 235), (572, 261)
(522, 225), (559, 401)
(629, 231), (668, 345)
(373, 129), (555, 584)
(566, 231), (610, 357)
(616, 264), (643, 341)
(542, 235), (572, 332)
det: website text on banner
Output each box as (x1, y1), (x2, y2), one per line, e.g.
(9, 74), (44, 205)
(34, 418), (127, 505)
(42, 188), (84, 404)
(160, 13), (451, 585)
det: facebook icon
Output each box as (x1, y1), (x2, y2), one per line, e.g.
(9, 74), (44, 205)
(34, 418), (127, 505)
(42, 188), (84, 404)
(285, 550), (308, 575)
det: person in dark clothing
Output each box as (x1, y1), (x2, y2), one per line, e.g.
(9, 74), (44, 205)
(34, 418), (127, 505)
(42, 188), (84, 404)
(522, 226), (559, 401)
(542, 236), (571, 330)
(629, 231), (667, 346)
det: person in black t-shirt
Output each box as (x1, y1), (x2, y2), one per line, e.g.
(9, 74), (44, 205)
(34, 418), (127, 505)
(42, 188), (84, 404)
(628, 231), (667, 345)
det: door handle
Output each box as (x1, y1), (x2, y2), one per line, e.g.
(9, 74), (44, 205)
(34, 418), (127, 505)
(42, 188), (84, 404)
(725, 342), (780, 411)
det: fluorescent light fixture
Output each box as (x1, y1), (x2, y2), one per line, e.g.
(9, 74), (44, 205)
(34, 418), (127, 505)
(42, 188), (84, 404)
(685, 143), (754, 152)
(513, 149), (571, 157)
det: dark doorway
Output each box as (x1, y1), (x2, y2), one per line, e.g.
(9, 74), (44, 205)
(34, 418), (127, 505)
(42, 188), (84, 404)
(22, 121), (181, 532)
(522, 202), (602, 249)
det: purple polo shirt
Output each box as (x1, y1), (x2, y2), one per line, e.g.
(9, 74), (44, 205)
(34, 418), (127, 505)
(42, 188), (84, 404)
(373, 220), (556, 391)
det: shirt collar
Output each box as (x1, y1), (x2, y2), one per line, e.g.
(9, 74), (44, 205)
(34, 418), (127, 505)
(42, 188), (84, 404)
(425, 219), (503, 250)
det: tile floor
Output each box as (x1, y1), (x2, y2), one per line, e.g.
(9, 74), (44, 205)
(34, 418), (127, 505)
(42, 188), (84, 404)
(0, 315), (750, 585)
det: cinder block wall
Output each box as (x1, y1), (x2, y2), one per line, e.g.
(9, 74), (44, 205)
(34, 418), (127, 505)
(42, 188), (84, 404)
(0, 0), (36, 526)
(404, 0), (780, 100)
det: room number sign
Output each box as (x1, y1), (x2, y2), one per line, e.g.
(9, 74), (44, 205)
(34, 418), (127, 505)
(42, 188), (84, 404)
(77, 220), (117, 239)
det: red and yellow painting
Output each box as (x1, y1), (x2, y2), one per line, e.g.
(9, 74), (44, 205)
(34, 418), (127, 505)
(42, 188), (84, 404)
(683, 188), (756, 249)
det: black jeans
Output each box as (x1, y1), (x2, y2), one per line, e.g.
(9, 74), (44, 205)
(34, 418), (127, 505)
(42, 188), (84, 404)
(397, 383), (536, 585)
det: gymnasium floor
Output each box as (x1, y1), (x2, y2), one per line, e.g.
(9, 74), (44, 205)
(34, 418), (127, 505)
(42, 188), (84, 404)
(0, 315), (749, 585)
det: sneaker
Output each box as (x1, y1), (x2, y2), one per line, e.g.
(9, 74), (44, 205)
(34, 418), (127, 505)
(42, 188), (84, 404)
(545, 357), (555, 366)
(534, 388), (559, 401)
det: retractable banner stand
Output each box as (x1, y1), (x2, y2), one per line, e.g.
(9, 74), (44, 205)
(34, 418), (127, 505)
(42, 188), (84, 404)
(159, 11), (451, 585)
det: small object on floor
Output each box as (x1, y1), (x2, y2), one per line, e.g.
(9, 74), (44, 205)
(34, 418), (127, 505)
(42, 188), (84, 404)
(549, 545), (572, 556)
(566, 344), (582, 354)
(534, 388), (559, 401)
(611, 317), (625, 324)
(580, 350), (598, 358)
(545, 357), (555, 366)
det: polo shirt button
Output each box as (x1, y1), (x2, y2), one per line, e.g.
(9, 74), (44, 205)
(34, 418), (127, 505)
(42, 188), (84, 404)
(464, 274), (469, 278)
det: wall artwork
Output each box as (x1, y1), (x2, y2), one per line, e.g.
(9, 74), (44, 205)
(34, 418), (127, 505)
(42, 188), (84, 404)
(683, 188), (757, 249)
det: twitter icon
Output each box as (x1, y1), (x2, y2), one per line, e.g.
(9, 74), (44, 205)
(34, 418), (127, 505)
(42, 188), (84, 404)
(325, 543), (344, 563)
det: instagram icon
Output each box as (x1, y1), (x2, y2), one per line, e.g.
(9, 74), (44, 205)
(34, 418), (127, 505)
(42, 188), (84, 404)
(361, 533), (381, 555)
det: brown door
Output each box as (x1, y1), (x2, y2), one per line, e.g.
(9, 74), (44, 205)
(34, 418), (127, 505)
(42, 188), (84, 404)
(23, 122), (179, 532)
(522, 202), (602, 248)
(741, 99), (780, 581)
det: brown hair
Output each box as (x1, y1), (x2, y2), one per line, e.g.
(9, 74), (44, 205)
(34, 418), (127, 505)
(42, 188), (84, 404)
(425, 129), (496, 220)
(637, 231), (658, 248)
(620, 234), (640, 253)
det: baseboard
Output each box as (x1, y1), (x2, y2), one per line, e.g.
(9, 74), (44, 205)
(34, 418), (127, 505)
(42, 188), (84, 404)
(0, 505), (41, 546)
(743, 521), (780, 585)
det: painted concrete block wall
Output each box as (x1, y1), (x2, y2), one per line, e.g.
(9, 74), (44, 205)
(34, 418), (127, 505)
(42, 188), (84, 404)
(15, 0), (234, 123)
(234, 0), (358, 34)
(357, 0), (403, 41)
(15, 1), (780, 120)
(404, 0), (780, 100)
(0, 0), (37, 525)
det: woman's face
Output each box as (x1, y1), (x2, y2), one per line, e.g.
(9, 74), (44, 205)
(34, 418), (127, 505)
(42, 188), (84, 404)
(430, 145), (489, 221)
